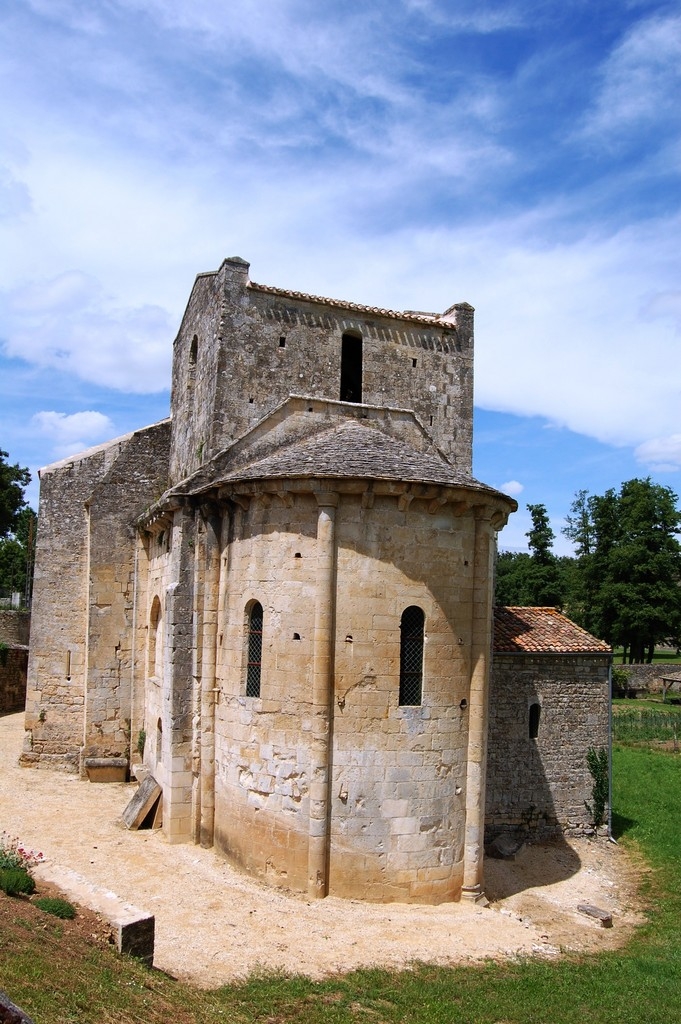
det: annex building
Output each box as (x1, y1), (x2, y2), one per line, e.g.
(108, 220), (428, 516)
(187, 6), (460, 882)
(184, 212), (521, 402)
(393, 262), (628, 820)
(23, 258), (610, 904)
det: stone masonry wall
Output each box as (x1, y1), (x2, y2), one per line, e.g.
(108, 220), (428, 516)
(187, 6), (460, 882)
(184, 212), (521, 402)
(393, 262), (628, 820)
(0, 610), (31, 646)
(486, 654), (610, 840)
(330, 496), (477, 903)
(0, 647), (28, 713)
(212, 489), (486, 902)
(23, 422), (170, 772)
(24, 447), (112, 771)
(213, 494), (318, 892)
(613, 663), (681, 694)
(169, 259), (474, 485)
(82, 421), (171, 768)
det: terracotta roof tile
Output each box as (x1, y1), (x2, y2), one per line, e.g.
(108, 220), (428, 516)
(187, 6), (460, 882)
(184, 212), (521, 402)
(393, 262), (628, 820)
(494, 607), (611, 654)
(248, 281), (458, 328)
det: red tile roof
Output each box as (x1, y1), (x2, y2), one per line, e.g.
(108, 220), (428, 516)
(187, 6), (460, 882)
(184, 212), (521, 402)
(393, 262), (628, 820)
(494, 607), (611, 654)
(248, 281), (458, 328)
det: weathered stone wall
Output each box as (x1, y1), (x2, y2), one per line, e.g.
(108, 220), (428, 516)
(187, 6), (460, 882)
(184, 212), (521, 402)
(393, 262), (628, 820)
(330, 496), (476, 903)
(210, 489), (493, 902)
(81, 421), (171, 768)
(169, 258), (474, 485)
(0, 647), (28, 713)
(0, 610), (30, 646)
(213, 494), (318, 891)
(612, 663), (681, 694)
(486, 654), (611, 840)
(24, 447), (109, 771)
(23, 422), (171, 772)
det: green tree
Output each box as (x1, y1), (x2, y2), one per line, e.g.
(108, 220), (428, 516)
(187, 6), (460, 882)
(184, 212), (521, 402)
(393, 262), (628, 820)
(0, 451), (35, 603)
(496, 504), (569, 607)
(563, 479), (681, 661)
(0, 449), (30, 538)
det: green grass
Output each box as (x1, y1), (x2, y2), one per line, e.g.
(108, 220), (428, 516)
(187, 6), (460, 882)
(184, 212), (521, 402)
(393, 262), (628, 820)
(34, 896), (77, 919)
(2, 747), (681, 1023)
(613, 700), (681, 745)
(612, 648), (681, 664)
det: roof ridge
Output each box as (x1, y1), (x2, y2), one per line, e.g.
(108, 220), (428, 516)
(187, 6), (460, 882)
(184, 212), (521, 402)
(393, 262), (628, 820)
(248, 281), (458, 328)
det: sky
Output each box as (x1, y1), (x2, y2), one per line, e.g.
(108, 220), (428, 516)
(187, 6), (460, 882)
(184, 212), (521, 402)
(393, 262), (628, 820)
(1, 0), (680, 554)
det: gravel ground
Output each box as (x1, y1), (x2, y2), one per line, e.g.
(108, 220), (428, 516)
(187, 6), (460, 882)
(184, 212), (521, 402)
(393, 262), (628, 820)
(1, 712), (644, 988)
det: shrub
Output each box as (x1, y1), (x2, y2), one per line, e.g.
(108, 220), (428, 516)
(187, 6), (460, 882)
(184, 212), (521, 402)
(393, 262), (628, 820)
(0, 846), (23, 871)
(0, 867), (36, 896)
(586, 746), (609, 827)
(34, 896), (76, 919)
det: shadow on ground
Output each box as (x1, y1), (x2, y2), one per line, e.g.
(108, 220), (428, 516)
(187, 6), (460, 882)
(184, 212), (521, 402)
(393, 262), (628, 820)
(484, 839), (582, 901)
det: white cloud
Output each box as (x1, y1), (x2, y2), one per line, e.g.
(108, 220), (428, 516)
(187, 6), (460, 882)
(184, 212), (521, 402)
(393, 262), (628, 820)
(582, 14), (681, 142)
(1, 271), (173, 393)
(31, 410), (115, 458)
(635, 434), (681, 473)
(641, 290), (681, 333)
(500, 479), (524, 496)
(0, 0), (679, 473)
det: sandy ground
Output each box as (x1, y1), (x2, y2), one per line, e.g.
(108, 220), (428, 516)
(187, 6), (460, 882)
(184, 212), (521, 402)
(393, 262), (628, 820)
(1, 712), (644, 988)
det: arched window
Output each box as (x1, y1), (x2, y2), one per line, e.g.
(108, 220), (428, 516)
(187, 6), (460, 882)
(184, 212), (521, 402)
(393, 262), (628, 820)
(148, 596), (162, 678)
(399, 606), (425, 706)
(340, 333), (362, 403)
(245, 601), (264, 698)
(529, 702), (541, 739)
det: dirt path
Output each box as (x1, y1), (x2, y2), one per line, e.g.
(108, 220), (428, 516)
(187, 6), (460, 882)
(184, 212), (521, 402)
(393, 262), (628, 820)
(0, 712), (644, 987)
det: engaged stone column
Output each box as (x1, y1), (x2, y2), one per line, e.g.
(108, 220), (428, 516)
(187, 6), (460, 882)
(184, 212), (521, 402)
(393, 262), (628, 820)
(200, 507), (222, 848)
(308, 493), (338, 898)
(462, 510), (495, 901)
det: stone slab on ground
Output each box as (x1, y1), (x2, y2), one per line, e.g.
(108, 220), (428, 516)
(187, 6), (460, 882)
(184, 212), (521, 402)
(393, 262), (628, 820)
(0, 990), (36, 1024)
(577, 903), (613, 928)
(33, 863), (155, 965)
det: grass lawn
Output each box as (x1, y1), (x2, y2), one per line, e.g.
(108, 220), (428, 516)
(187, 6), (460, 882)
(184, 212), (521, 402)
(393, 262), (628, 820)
(612, 648), (681, 664)
(2, 747), (681, 1023)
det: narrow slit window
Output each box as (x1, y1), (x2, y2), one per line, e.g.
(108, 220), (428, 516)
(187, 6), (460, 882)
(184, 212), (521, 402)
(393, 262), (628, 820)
(149, 595), (162, 678)
(340, 333), (362, 403)
(156, 718), (163, 764)
(246, 601), (263, 698)
(188, 335), (198, 391)
(529, 702), (541, 739)
(399, 605), (425, 706)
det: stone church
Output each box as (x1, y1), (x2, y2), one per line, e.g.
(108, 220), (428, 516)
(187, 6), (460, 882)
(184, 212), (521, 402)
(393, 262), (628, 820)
(23, 258), (610, 904)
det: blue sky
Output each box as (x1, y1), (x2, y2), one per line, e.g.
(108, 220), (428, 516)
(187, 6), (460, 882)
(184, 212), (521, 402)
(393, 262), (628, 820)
(1, 0), (680, 553)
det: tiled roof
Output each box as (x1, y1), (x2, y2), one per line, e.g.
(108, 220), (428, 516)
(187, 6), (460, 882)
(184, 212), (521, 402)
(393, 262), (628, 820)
(248, 281), (459, 328)
(494, 607), (611, 654)
(220, 421), (477, 487)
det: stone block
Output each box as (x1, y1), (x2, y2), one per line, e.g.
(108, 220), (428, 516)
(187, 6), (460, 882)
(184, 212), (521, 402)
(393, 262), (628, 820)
(84, 757), (128, 783)
(0, 990), (37, 1024)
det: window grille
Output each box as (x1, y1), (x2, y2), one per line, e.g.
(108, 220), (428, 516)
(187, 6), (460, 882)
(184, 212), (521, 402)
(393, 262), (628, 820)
(399, 605), (424, 706)
(246, 602), (263, 697)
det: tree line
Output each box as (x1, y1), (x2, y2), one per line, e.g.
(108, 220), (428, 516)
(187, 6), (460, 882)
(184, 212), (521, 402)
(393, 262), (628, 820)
(2, 446), (680, 660)
(0, 449), (36, 606)
(496, 479), (681, 662)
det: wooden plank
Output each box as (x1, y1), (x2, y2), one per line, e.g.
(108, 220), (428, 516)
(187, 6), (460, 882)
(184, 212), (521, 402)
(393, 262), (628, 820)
(122, 774), (162, 830)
